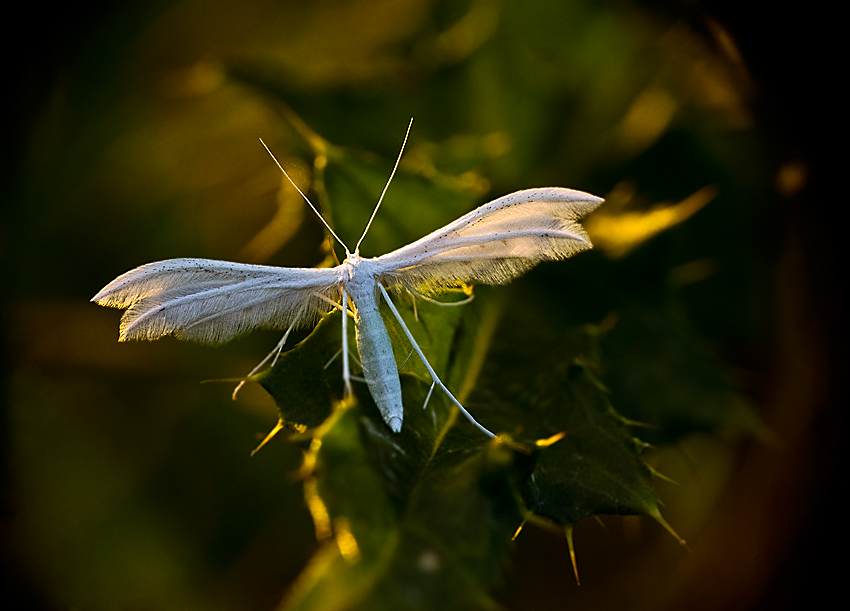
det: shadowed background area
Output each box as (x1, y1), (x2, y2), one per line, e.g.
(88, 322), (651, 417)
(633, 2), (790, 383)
(2, 1), (837, 609)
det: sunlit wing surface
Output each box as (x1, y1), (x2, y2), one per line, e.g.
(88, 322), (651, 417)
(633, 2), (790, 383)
(374, 188), (602, 293)
(92, 259), (342, 344)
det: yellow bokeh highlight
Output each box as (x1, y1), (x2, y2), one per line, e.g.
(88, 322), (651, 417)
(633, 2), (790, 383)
(535, 431), (567, 448)
(615, 88), (678, 157)
(334, 517), (362, 563)
(586, 184), (717, 259)
(302, 438), (333, 542)
(304, 477), (333, 542)
(239, 169), (309, 263)
(775, 159), (808, 198)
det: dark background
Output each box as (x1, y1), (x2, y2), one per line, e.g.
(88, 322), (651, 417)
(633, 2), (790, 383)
(3, 1), (839, 609)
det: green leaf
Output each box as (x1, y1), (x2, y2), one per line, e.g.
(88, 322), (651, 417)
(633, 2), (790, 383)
(281, 406), (523, 611)
(254, 124), (679, 607)
(261, 292), (523, 609)
(11, 1), (785, 608)
(600, 303), (763, 444)
(258, 290), (472, 437)
(256, 311), (343, 432)
(468, 297), (660, 526)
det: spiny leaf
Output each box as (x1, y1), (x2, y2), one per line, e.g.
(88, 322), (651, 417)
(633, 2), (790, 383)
(600, 303), (762, 444)
(257, 126), (678, 608)
(279, 383), (524, 610)
(257, 311), (345, 432)
(469, 302), (660, 525)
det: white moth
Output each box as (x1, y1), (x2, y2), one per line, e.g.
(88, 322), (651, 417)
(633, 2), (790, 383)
(92, 121), (603, 438)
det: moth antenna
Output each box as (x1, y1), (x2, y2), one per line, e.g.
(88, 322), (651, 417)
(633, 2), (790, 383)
(354, 117), (413, 255)
(259, 138), (350, 254)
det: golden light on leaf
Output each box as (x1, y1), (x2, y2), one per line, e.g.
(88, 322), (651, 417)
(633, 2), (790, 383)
(512, 515), (529, 541)
(536, 431), (567, 448)
(301, 438), (332, 541)
(239, 167), (308, 263)
(304, 476), (333, 541)
(565, 524), (580, 585)
(615, 88), (678, 157)
(251, 417), (287, 456)
(334, 517), (361, 563)
(585, 184), (718, 259)
(425, 0), (500, 65)
(659, 20), (754, 128)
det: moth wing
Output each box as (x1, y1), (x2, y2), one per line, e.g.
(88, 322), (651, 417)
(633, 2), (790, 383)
(373, 188), (602, 292)
(92, 258), (342, 344)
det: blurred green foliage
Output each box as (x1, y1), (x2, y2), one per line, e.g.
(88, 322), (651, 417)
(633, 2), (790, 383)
(6, 1), (787, 609)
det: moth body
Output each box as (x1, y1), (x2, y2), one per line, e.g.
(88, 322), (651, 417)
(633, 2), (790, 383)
(342, 254), (404, 432)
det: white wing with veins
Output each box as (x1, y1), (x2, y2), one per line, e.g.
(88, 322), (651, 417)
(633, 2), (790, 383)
(372, 188), (602, 294)
(92, 259), (342, 344)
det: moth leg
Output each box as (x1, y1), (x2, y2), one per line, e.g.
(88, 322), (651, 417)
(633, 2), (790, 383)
(407, 286), (475, 307)
(378, 285), (495, 438)
(315, 290), (358, 395)
(404, 287), (474, 322)
(410, 291), (419, 321)
(315, 292), (354, 318)
(324, 346), (363, 370)
(341, 288), (353, 397)
(347, 360), (366, 383)
(232, 318), (298, 400)
(423, 381), (436, 410)
(399, 349), (415, 369)
(323, 348), (342, 369)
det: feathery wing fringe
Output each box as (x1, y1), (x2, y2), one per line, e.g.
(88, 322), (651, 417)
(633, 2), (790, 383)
(92, 259), (342, 344)
(92, 189), (601, 343)
(376, 188), (602, 292)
